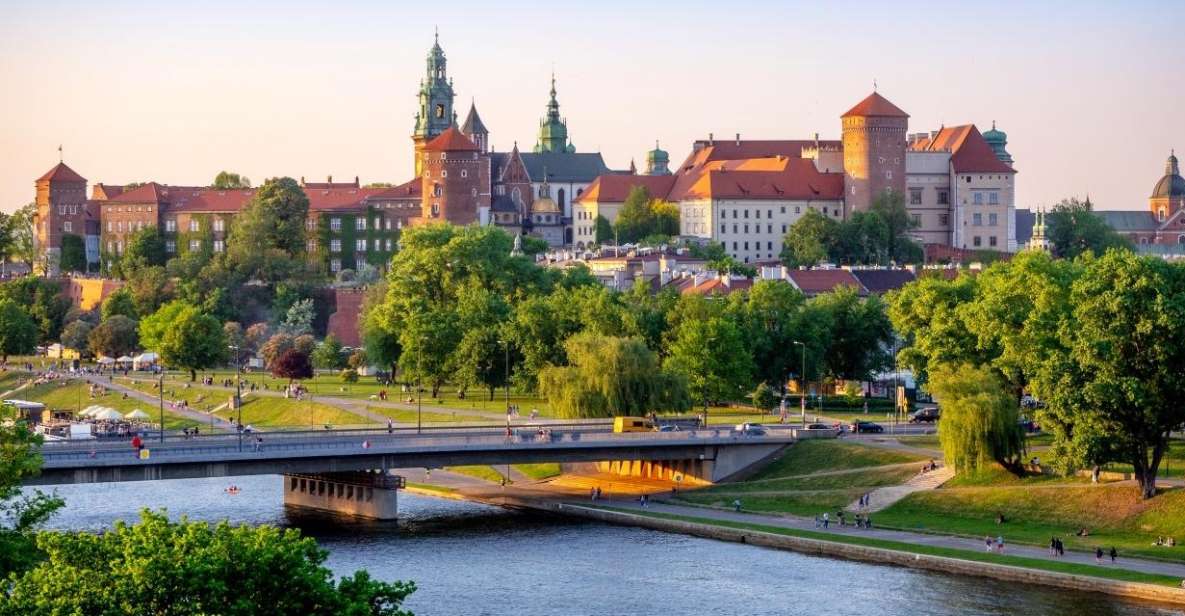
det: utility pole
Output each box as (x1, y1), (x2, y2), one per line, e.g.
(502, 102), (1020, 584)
(794, 341), (806, 427)
(158, 370), (164, 443)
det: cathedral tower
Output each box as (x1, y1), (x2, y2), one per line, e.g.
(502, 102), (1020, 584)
(535, 74), (575, 154)
(413, 31), (457, 176)
(841, 91), (909, 212)
(33, 160), (89, 275)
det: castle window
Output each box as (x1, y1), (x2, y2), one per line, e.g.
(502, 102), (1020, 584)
(166, 240), (176, 253)
(795, 207), (801, 214)
(743, 210), (749, 219)
(989, 236), (998, 248)
(910, 188), (923, 205)
(306, 218), (316, 231)
(107, 241), (114, 253)
(117, 221), (124, 233)
(938, 190), (949, 205)
(189, 239), (201, 252)
(720, 224), (726, 234)
(330, 239), (341, 253)
(989, 213), (998, 226)
(213, 240), (225, 253)
(433, 184), (442, 197)
(1140, 237), (1149, 245)
(63, 221), (72, 233)
(989, 192), (999, 205)
(973, 236), (982, 247)
(885, 171), (892, 179)
(558, 188), (566, 210)
(733, 224), (738, 234)
(107, 221), (113, 232)
(330, 218), (342, 231)
(330, 258), (341, 273)
(782, 224), (787, 233)
(307, 239), (317, 252)
(1159, 209), (1167, 222)
(431, 203), (440, 217)
(356, 218), (366, 231)
(355, 239), (366, 252)
(461, 169), (467, 178)
(939, 213), (950, 226)
(441, 170), (448, 178)
(188, 219), (199, 232)
(973, 213), (983, 226)
(213, 218), (225, 232)
(385, 238), (393, 251)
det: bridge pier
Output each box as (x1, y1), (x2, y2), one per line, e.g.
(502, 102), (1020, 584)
(594, 442), (788, 484)
(282, 471), (405, 520)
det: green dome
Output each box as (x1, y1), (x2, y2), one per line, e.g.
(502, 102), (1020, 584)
(647, 140), (669, 163)
(982, 121), (1012, 165)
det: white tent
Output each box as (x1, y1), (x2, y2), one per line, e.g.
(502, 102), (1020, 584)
(96, 357), (115, 365)
(133, 353), (159, 370)
(116, 355), (133, 364)
(79, 405), (100, 417)
(125, 409), (150, 420)
(92, 408), (123, 421)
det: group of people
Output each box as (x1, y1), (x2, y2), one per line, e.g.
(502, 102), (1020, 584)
(588, 486), (603, 501)
(814, 511), (873, 529)
(985, 535), (1006, 553)
(919, 459), (939, 474)
(1154, 536), (1177, 547)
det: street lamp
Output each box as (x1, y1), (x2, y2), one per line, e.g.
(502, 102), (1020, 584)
(416, 336), (426, 434)
(793, 341), (806, 427)
(499, 338), (510, 416)
(158, 370), (165, 443)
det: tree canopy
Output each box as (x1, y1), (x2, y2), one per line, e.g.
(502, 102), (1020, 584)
(1045, 197), (1132, 259)
(0, 403), (63, 578)
(156, 305), (226, 380)
(212, 170), (252, 189)
(87, 315), (139, 358)
(781, 190), (922, 266)
(930, 363), (1026, 475)
(0, 299), (37, 362)
(612, 187), (679, 244)
(539, 332), (689, 418)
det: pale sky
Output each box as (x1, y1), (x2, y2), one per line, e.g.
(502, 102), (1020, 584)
(1, 0), (1181, 214)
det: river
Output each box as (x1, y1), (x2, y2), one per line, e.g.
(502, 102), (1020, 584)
(39, 475), (1183, 616)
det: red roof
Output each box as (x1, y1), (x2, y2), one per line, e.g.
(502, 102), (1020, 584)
(369, 177), (422, 200)
(680, 277), (754, 296)
(909, 125), (1014, 173)
(676, 158), (844, 201)
(37, 162), (87, 183)
(423, 127), (479, 152)
(841, 92), (909, 119)
(168, 189), (254, 213)
(786, 269), (866, 296)
(575, 174), (677, 204)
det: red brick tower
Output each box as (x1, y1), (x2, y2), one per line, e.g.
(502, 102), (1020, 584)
(841, 91), (909, 212)
(33, 161), (90, 274)
(419, 127), (485, 226)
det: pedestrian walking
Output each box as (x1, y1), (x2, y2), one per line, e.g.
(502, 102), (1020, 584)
(1109, 547), (1117, 563)
(985, 536), (994, 552)
(253, 435), (263, 452)
(1049, 537), (1057, 557)
(996, 536), (1005, 554)
(732, 499), (742, 512)
(1095, 547), (1103, 564)
(387, 420), (393, 434)
(822, 512), (830, 529)
(590, 487), (596, 501)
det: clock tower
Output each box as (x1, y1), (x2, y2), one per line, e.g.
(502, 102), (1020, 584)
(413, 31), (457, 176)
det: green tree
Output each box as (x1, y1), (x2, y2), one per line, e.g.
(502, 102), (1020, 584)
(751, 382), (779, 414)
(1031, 250), (1185, 498)
(8, 203), (36, 269)
(887, 272), (983, 384)
(869, 188), (922, 263)
(450, 286), (511, 400)
(159, 306), (227, 380)
(593, 214), (614, 245)
(125, 265), (172, 315)
(651, 199), (681, 237)
(359, 282), (400, 375)
(282, 298), (315, 336)
(732, 280), (806, 390)
(613, 186), (653, 244)
(539, 332), (690, 418)
(0, 510), (414, 616)
(120, 227), (167, 274)
(59, 320), (93, 356)
(58, 234), (87, 273)
(227, 176), (309, 268)
(1045, 197), (1133, 259)
(780, 208), (836, 267)
(664, 316), (751, 409)
(811, 287), (892, 381)
(87, 315), (139, 358)
(212, 170), (252, 189)
(273, 348), (313, 382)
(0, 299), (37, 362)
(100, 287), (138, 321)
(312, 334), (346, 370)
(931, 363), (1027, 475)
(0, 402), (63, 578)
(138, 301), (188, 353)
(0, 277), (69, 343)
(223, 321), (245, 365)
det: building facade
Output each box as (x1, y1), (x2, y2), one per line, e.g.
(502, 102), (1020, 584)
(1097, 152), (1185, 249)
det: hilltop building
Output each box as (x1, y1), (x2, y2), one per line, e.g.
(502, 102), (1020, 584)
(1096, 152), (1185, 249)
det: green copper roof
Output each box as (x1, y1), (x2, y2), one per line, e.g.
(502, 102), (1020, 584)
(535, 73), (571, 154)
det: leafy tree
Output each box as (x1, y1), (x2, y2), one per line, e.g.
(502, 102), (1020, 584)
(159, 306), (226, 380)
(538, 332), (690, 418)
(260, 333), (295, 369)
(0, 403), (63, 578)
(223, 321), (245, 365)
(59, 320), (93, 356)
(710, 255), (757, 278)
(1030, 250), (1185, 498)
(887, 273), (983, 384)
(212, 170), (252, 189)
(87, 315), (139, 358)
(8, 203), (36, 269)
(0, 277), (70, 344)
(312, 334), (346, 370)
(244, 322), (271, 354)
(226, 177), (309, 273)
(120, 227), (167, 274)
(751, 382), (779, 414)
(931, 363), (1027, 475)
(282, 298), (315, 336)
(664, 316), (751, 408)
(359, 282), (400, 375)
(450, 287), (511, 400)
(0, 510), (414, 616)
(273, 348), (313, 382)
(731, 280), (806, 390)
(1045, 197), (1132, 259)
(594, 214), (614, 245)
(811, 287), (892, 381)
(780, 208), (836, 267)
(125, 265), (172, 316)
(340, 368), (359, 383)
(293, 334), (316, 357)
(869, 188), (922, 264)
(651, 200), (681, 237)
(613, 186), (654, 244)
(58, 234), (87, 273)
(100, 288), (138, 321)
(138, 301), (188, 352)
(0, 299), (37, 362)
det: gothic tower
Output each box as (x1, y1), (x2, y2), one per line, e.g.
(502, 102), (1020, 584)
(841, 91), (909, 212)
(460, 101), (489, 153)
(33, 160), (89, 275)
(413, 31), (457, 176)
(535, 74), (575, 154)
(419, 127), (484, 226)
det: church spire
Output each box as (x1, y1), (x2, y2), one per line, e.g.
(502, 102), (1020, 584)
(413, 30), (457, 175)
(535, 72), (573, 154)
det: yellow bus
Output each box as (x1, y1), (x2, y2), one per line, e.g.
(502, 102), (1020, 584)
(613, 416), (654, 433)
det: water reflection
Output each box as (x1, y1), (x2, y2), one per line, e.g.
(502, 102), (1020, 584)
(39, 476), (1183, 616)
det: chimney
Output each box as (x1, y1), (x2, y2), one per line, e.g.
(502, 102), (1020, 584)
(327, 175), (333, 184)
(354, 175), (359, 186)
(735, 133), (741, 146)
(708, 132), (714, 145)
(300, 176), (305, 186)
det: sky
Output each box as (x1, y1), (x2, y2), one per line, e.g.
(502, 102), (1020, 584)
(1, 0), (1182, 214)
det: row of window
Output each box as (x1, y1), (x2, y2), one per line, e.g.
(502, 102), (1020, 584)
(322, 216), (400, 232)
(725, 206), (791, 220)
(730, 240), (777, 252)
(56, 205), (82, 215)
(322, 238), (394, 253)
(424, 169), (470, 179)
(971, 213), (1000, 226)
(720, 223), (788, 235)
(908, 187), (950, 205)
(104, 205), (154, 213)
(970, 235), (1000, 248)
(971, 191), (1001, 206)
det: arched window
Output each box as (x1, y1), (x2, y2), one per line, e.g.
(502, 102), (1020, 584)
(433, 183), (442, 197)
(1140, 237), (1149, 245)
(558, 188), (566, 210)
(511, 187), (522, 205)
(1159, 209), (1167, 222)
(1178, 235), (1185, 245)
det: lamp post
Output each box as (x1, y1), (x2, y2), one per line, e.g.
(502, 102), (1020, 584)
(793, 341), (806, 427)
(158, 370), (164, 443)
(236, 374), (243, 451)
(416, 336), (425, 435)
(500, 338), (510, 416)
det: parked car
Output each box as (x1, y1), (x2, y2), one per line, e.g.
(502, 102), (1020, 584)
(849, 421), (885, 434)
(656, 424), (680, 433)
(909, 407), (940, 423)
(734, 422), (767, 436)
(1018, 416), (1039, 433)
(806, 423), (832, 430)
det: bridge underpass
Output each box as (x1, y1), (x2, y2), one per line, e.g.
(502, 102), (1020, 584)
(30, 426), (793, 519)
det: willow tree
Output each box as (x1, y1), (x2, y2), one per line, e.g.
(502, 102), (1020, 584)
(538, 332), (689, 418)
(930, 363), (1026, 476)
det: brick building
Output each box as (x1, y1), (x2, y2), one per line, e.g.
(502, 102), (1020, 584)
(1096, 152), (1185, 248)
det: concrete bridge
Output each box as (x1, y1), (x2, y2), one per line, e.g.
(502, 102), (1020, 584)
(30, 424), (793, 519)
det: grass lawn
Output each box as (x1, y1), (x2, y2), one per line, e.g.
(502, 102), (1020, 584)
(751, 440), (929, 479)
(11, 379), (199, 430)
(876, 483), (1185, 563)
(0, 370), (34, 395)
(446, 465), (508, 484)
(595, 506), (1182, 587)
(709, 466), (920, 494)
(514, 463), (562, 480)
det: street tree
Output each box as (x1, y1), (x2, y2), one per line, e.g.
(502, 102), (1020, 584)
(0, 510), (414, 616)
(930, 363), (1027, 475)
(751, 382), (779, 415)
(138, 301), (188, 352)
(0, 402), (63, 578)
(312, 334), (346, 370)
(811, 287), (893, 381)
(664, 316), (751, 409)
(59, 320), (93, 356)
(0, 299), (37, 363)
(87, 315), (139, 358)
(100, 288), (138, 321)
(886, 272), (983, 384)
(159, 306), (226, 381)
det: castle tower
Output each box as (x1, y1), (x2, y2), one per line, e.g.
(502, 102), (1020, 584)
(460, 101), (489, 154)
(33, 160), (89, 275)
(412, 31), (457, 176)
(983, 121), (1013, 165)
(841, 91), (909, 212)
(420, 127), (484, 226)
(1149, 150), (1185, 222)
(535, 73), (575, 154)
(645, 141), (671, 176)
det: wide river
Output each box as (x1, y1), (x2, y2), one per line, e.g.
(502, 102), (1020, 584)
(40, 475), (1183, 616)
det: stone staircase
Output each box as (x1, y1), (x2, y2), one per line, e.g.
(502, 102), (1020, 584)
(848, 465), (955, 513)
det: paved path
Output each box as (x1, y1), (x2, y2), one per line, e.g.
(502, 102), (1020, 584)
(78, 374), (235, 432)
(850, 465), (955, 512)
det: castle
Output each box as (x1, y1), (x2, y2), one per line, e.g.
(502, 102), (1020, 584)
(32, 34), (1021, 274)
